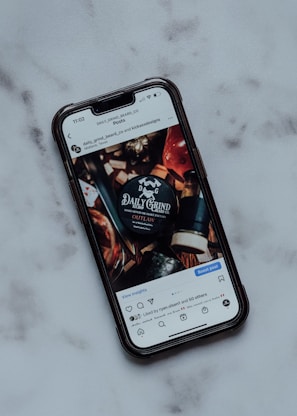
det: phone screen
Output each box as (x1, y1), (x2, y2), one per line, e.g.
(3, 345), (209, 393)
(61, 86), (241, 349)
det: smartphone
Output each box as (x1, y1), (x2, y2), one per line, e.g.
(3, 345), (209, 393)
(52, 78), (248, 357)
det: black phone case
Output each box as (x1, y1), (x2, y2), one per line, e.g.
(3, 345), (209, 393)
(52, 78), (249, 357)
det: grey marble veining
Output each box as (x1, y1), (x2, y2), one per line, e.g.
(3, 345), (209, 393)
(1, 0), (297, 415)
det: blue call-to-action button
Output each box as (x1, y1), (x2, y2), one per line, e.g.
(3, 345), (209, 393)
(195, 261), (222, 277)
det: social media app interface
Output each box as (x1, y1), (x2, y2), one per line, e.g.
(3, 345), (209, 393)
(118, 258), (239, 347)
(62, 87), (240, 348)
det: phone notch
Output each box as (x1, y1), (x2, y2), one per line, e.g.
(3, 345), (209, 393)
(91, 91), (135, 115)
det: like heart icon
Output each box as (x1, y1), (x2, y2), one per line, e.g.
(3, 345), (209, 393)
(125, 306), (132, 312)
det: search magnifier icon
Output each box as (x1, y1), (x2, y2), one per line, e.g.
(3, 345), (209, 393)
(158, 321), (166, 327)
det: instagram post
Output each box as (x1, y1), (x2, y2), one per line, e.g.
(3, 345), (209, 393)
(72, 124), (223, 293)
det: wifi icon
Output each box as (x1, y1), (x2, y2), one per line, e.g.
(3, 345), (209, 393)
(147, 95), (151, 99)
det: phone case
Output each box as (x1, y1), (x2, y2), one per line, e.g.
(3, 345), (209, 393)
(52, 78), (249, 357)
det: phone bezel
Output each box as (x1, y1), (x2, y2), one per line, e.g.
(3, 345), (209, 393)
(52, 78), (249, 358)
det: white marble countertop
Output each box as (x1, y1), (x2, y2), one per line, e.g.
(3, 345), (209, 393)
(1, 0), (297, 414)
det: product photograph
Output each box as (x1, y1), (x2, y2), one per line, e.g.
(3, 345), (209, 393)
(0, 0), (297, 415)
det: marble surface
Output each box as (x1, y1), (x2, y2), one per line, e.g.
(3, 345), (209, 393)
(1, 0), (297, 414)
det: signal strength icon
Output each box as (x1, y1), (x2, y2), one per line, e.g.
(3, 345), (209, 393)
(147, 298), (154, 305)
(147, 94), (151, 99)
